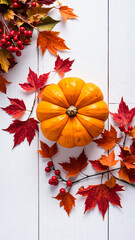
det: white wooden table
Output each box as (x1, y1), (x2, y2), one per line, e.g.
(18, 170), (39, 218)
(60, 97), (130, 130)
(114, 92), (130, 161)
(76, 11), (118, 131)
(0, 0), (135, 239)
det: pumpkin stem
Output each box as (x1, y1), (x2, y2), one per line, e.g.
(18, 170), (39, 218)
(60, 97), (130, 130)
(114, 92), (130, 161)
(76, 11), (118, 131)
(66, 105), (78, 117)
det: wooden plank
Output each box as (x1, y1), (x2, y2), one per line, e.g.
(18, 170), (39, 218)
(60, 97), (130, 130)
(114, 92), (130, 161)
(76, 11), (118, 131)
(109, 104), (135, 240)
(0, 32), (38, 240)
(38, 1), (109, 239)
(109, 0), (135, 103)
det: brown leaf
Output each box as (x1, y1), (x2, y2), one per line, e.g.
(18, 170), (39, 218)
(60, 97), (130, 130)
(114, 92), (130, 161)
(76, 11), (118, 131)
(94, 125), (122, 150)
(54, 192), (76, 216)
(59, 6), (78, 21)
(3, 9), (14, 21)
(27, 5), (52, 23)
(37, 31), (69, 56)
(59, 149), (88, 177)
(99, 150), (119, 167)
(105, 176), (116, 188)
(0, 74), (11, 94)
(38, 141), (58, 158)
(0, 49), (13, 72)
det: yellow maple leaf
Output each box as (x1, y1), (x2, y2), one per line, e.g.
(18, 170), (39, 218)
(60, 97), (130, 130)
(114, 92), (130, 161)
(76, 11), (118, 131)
(27, 5), (52, 23)
(3, 9), (14, 21)
(59, 6), (78, 21)
(0, 49), (12, 72)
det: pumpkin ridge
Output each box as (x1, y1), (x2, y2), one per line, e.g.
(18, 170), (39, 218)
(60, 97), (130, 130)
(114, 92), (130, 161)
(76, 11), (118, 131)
(76, 115), (93, 139)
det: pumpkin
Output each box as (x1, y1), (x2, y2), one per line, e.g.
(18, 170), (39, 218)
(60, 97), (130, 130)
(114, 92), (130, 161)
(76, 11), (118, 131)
(36, 77), (109, 148)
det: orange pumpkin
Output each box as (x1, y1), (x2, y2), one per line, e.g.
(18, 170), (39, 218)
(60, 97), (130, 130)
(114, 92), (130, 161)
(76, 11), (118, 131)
(36, 77), (109, 148)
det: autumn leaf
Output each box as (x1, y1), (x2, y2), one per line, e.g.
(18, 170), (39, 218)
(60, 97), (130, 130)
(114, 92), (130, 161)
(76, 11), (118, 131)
(2, 98), (26, 118)
(90, 160), (108, 172)
(128, 126), (135, 138)
(37, 16), (60, 31)
(119, 146), (131, 159)
(54, 55), (74, 78)
(0, 74), (11, 94)
(37, 0), (56, 5)
(38, 141), (58, 158)
(37, 31), (69, 56)
(3, 9), (14, 21)
(59, 6), (78, 21)
(19, 68), (49, 92)
(0, 0), (8, 4)
(0, 49), (13, 72)
(123, 155), (135, 170)
(77, 183), (124, 219)
(27, 5), (52, 23)
(99, 151), (119, 167)
(119, 161), (135, 183)
(3, 118), (39, 148)
(94, 125), (122, 150)
(54, 192), (76, 216)
(105, 176), (116, 188)
(59, 150), (88, 177)
(110, 97), (135, 125)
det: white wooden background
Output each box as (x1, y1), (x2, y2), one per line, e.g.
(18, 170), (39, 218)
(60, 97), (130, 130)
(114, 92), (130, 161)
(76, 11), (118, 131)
(0, 0), (135, 239)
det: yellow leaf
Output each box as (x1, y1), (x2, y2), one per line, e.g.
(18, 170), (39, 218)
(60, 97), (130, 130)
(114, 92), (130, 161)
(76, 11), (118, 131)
(27, 5), (52, 23)
(105, 176), (116, 188)
(0, 49), (12, 72)
(59, 6), (78, 21)
(3, 9), (14, 21)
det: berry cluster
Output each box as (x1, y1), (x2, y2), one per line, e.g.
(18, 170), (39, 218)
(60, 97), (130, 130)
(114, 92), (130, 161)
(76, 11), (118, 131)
(13, 0), (37, 9)
(0, 27), (32, 57)
(45, 160), (73, 194)
(119, 124), (133, 134)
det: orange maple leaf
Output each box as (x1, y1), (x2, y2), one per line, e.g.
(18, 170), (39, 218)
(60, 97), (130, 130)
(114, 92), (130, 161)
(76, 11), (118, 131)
(128, 126), (135, 138)
(99, 150), (119, 167)
(59, 149), (88, 177)
(123, 155), (135, 169)
(38, 141), (58, 158)
(0, 74), (11, 94)
(54, 192), (76, 216)
(94, 125), (122, 150)
(105, 176), (116, 188)
(59, 6), (78, 21)
(37, 31), (69, 56)
(119, 162), (130, 183)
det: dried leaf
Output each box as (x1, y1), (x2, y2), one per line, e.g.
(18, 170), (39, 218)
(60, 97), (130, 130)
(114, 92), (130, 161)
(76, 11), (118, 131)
(27, 5), (52, 23)
(54, 192), (76, 216)
(94, 125), (122, 150)
(0, 74), (11, 94)
(37, 0), (56, 5)
(0, 0), (8, 4)
(59, 6), (78, 21)
(123, 155), (135, 170)
(110, 97), (135, 125)
(37, 31), (69, 56)
(99, 151), (119, 167)
(90, 160), (108, 171)
(128, 126), (135, 138)
(19, 68), (49, 92)
(2, 98), (26, 118)
(3, 9), (14, 21)
(59, 149), (88, 177)
(0, 49), (13, 72)
(38, 141), (58, 158)
(3, 118), (39, 148)
(54, 55), (74, 77)
(77, 183), (124, 219)
(105, 176), (116, 188)
(118, 161), (135, 183)
(37, 16), (60, 31)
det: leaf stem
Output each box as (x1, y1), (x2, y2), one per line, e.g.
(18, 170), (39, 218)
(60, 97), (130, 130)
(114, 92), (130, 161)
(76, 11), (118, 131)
(123, 134), (127, 147)
(27, 91), (37, 119)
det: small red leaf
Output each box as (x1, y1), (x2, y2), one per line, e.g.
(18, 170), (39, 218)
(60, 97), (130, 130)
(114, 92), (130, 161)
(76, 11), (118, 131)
(2, 98), (26, 118)
(110, 97), (135, 125)
(90, 160), (108, 171)
(38, 141), (58, 158)
(3, 118), (39, 148)
(54, 55), (74, 78)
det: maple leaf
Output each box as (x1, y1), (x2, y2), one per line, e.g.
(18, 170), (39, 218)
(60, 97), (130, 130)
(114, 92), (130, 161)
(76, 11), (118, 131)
(54, 192), (76, 216)
(105, 176), (116, 188)
(119, 161), (135, 183)
(3, 118), (39, 148)
(38, 141), (58, 158)
(90, 160), (108, 171)
(54, 55), (74, 78)
(37, 31), (69, 56)
(27, 6), (52, 23)
(119, 146), (131, 159)
(0, 74), (11, 94)
(19, 68), (49, 92)
(123, 155), (135, 170)
(110, 97), (135, 125)
(59, 6), (78, 21)
(77, 183), (124, 219)
(128, 126), (135, 138)
(3, 9), (14, 21)
(0, 49), (13, 72)
(59, 149), (88, 177)
(94, 125), (122, 150)
(99, 151), (119, 167)
(2, 98), (26, 118)
(37, 16), (60, 31)
(37, 0), (56, 5)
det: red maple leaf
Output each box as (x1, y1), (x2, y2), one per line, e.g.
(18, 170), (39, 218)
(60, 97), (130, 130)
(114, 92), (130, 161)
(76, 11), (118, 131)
(54, 192), (76, 216)
(3, 118), (39, 148)
(77, 183), (124, 219)
(19, 68), (49, 92)
(54, 55), (74, 78)
(90, 160), (108, 171)
(2, 98), (26, 118)
(110, 97), (135, 125)
(59, 149), (88, 177)
(119, 161), (135, 183)
(38, 141), (58, 158)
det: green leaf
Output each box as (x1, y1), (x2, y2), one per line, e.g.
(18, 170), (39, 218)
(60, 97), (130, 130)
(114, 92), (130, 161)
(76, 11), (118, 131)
(37, 16), (60, 31)
(0, 0), (8, 4)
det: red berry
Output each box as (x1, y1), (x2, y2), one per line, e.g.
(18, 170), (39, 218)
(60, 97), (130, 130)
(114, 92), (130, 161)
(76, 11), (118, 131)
(23, 30), (28, 36)
(2, 34), (6, 38)
(19, 44), (24, 50)
(27, 30), (32, 37)
(13, 35), (18, 41)
(5, 35), (9, 41)
(20, 27), (25, 33)
(17, 40), (22, 46)
(16, 51), (22, 56)
(45, 166), (51, 173)
(17, 31), (21, 37)
(119, 124), (125, 132)
(9, 30), (15, 37)
(47, 161), (53, 167)
(24, 39), (29, 45)
(51, 176), (57, 181)
(128, 125), (133, 131)
(53, 179), (58, 186)
(55, 170), (61, 175)
(48, 179), (53, 185)
(0, 29), (2, 34)
(1, 38), (6, 44)
(31, 1), (37, 7)
(13, 2), (19, 8)
(66, 180), (72, 187)
(6, 41), (11, 46)
(8, 45), (14, 52)
(60, 188), (65, 194)
(124, 129), (129, 134)
(14, 46), (19, 52)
